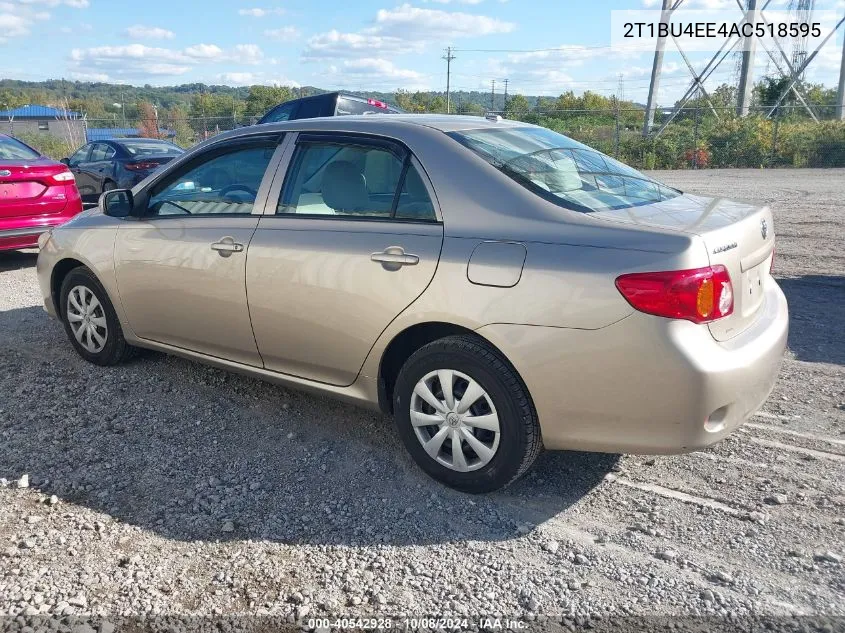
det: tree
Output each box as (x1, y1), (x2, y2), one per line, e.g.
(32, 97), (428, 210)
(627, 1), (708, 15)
(137, 102), (161, 138)
(244, 85), (295, 118)
(505, 94), (530, 117)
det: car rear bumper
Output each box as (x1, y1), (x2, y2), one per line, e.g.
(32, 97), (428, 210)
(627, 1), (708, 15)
(477, 278), (789, 454)
(0, 224), (59, 251)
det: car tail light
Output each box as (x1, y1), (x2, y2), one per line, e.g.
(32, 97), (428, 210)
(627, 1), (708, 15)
(615, 265), (733, 324)
(367, 98), (388, 109)
(126, 162), (159, 171)
(47, 169), (75, 184)
(770, 245), (775, 273)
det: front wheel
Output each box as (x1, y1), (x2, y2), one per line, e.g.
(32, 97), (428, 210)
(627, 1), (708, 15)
(59, 267), (135, 366)
(393, 335), (542, 493)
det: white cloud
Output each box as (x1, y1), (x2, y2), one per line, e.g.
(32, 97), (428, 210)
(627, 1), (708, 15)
(18, 0), (88, 7)
(0, 13), (29, 38)
(125, 25), (175, 40)
(374, 3), (515, 38)
(232, 43), (264, 64)
(69, 43), (267, 78)
(218, 71), (300, 88)
(184, 43), (224, 59)
(69, 70), (110, 82)
(304, 3), (512, 63)
(303, 29), (422, 60)
(264, 26), (300, 41)
(238, 7), (284, 17)
(343, 58), (425, 81)
(424, 0), (484, 4)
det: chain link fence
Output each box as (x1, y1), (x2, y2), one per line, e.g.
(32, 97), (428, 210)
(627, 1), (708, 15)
(505, 104), (845, 169)
(7, 106), (845, 169)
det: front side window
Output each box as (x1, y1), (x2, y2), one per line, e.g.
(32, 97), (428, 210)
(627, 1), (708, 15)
(277, 139), (435, 221)
(68, 145), (90, 166)
(147, 144), (276, 216)
(448, 126), (680, 213)
(0, 135), (40, 160)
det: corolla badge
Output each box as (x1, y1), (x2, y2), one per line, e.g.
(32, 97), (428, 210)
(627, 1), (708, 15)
(0, 170), (11, 177)
(761, 218), (768, 239)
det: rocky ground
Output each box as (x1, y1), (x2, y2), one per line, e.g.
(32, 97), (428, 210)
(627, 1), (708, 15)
(0, 169), (843, 632)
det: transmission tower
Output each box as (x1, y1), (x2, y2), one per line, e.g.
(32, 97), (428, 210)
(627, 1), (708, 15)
(789, 0), (815, 80)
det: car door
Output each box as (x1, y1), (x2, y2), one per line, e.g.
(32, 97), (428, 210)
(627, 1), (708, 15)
(247, 132), (444, 386)
(67, 144), (95, 200)
(113, 136), (285, 366)
(84, 143), (115, 195)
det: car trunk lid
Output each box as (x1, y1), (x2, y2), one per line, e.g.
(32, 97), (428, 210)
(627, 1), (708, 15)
(592, 193), (775, 341)
(0, 159), (70, 218)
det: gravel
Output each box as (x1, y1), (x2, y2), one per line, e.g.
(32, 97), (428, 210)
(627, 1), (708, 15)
(0, 169), (843, 629)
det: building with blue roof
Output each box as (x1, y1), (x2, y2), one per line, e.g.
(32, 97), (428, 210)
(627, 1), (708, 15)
(0, 104), (86, 144)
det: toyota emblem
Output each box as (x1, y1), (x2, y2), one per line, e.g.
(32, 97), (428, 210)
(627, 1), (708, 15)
(0, 170), (11, 177)
(760, 218), (768, 240)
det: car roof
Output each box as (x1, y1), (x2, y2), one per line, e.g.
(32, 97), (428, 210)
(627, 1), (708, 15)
(237, 114), (529, 139)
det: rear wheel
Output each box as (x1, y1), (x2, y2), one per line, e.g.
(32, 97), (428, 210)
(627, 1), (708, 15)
(59, 267), (135, 366)
(393, 335), (542, 493)
(102, 180), (117, 193)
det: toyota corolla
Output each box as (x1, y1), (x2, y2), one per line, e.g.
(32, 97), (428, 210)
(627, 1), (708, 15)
(36, 115), (788, 492)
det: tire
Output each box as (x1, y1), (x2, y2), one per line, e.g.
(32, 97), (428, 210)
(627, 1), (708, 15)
(393, 335), (542, 493)
(102, 180), (117, 193)
(59, 266), (135, 366)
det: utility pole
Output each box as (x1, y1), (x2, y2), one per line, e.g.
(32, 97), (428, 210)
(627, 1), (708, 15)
(503, 78), (509, 111)
(443, 46), (456, 114)
(491, 80), (496, 111)
(736, 0), (758, 117)
(643, 0), (672, 136)
(838, 28), (845, 120)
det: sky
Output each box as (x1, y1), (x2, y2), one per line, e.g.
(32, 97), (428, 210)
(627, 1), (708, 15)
(0, 0), (843, 104)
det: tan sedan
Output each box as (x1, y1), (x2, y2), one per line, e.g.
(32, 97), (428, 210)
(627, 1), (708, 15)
(36, 115), (788, 492)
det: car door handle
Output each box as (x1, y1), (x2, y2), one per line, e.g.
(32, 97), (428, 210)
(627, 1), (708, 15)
(210, 237), (244, 257)
(371, 247), (419, 270)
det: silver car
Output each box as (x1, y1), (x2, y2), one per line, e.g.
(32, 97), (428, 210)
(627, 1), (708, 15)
(36, 115), (789, 493)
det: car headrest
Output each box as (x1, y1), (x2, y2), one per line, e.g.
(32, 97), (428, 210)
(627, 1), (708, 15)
(322, 161), (368, 213)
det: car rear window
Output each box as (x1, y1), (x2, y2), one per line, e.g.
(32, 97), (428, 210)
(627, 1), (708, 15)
(119, 141), (184, 157)
(447, 126), (679, 213)
(0, 136), (40, 160)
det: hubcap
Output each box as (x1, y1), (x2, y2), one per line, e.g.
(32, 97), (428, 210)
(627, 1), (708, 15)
(66, 285), (108, 354)
(410, 369), (500, 473)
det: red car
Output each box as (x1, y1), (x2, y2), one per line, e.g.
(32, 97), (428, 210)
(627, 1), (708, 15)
(0, 134), (83, 252)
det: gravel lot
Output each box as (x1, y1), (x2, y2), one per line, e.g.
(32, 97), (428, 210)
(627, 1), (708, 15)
(0, 169), (843, 631)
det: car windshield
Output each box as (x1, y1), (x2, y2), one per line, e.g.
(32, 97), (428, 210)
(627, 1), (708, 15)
(0, 135), (40, 160)
(119, 141), (183, 157)
(447, 126), (680, 213)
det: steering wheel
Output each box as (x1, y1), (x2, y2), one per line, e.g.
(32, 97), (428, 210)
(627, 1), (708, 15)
(220, 184), (257, 199)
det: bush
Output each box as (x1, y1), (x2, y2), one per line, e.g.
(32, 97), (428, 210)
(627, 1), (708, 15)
(15, 133), (76, 160)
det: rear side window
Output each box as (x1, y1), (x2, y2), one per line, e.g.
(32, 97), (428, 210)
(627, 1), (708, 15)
(90, 144), (113, 161)
(261, 102), (297, 124)
(336, 97), (391, 116)
(277, 139), (436, 221)
(0, 136), (40, 160)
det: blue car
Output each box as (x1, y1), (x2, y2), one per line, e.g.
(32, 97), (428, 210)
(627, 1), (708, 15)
(62, 138), (184, 203)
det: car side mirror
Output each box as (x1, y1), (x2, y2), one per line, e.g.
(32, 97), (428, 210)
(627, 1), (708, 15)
(101, 189), (135, 218)
(60, 158), (70, 166)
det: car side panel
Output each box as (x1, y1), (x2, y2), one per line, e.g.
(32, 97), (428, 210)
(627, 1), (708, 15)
(247, 219), (444, 386)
